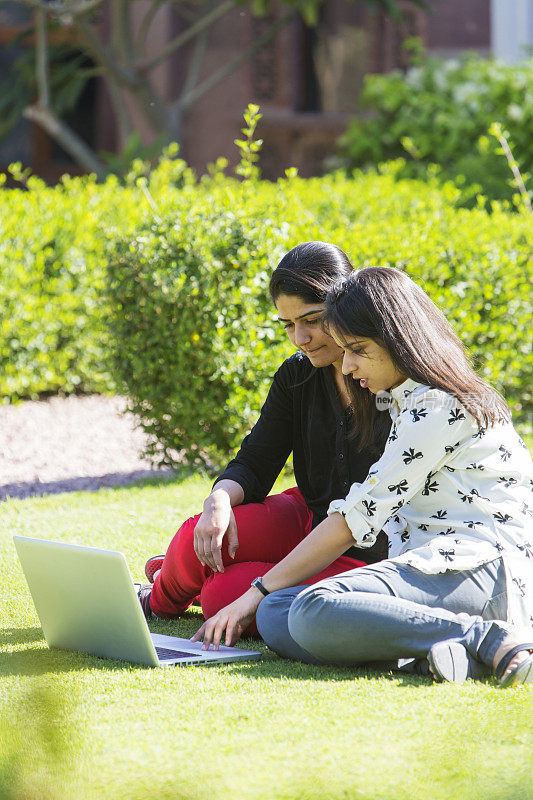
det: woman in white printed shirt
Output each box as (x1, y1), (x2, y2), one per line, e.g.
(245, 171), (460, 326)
(192, 267), (533, 687)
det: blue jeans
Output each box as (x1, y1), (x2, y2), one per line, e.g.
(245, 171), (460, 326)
(255, 558), (510, 670)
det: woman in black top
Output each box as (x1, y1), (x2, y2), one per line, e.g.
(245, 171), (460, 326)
(141, 242), (388, 627)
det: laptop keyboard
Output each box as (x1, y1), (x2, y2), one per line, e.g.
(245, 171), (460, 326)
(155, 646), (199, 660)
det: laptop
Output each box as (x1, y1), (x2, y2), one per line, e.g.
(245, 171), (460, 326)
(13, 536), (262, 668)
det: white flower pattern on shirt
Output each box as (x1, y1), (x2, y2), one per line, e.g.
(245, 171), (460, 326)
(328, 379), (533, 627)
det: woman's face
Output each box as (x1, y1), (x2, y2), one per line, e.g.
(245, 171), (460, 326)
(331, 330), (406, 395)
(275, 294), (343, 368)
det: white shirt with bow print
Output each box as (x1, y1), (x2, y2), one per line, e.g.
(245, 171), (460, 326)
(328, 379), (533, 628)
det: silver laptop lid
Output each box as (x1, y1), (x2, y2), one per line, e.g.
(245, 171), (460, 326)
(14, 536), (262, 668)
(14, 536), (160, 666)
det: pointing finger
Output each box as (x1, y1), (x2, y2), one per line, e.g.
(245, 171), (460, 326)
(190, 621), (206, 643)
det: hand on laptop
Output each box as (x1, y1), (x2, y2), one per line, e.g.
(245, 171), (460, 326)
(191, 586), (263, 649)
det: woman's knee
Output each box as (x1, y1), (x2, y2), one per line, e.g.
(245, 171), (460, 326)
(256, 588), (306, 655)
(257, 587), (330, 664)
(256, 591), (291, 647)
(287, 584), (340, 655)
(164, 515), (199, 561)
(200, 562), (275, 636)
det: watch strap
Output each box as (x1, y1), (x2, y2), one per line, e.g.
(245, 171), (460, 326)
(251, 577), (270, 597)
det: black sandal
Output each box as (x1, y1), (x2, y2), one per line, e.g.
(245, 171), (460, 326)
(428, 642), (490, 683)
(495, 642), (533, 688)
(137, 584), (154, 620)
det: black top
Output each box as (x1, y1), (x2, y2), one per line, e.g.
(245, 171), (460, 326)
(214, 353), (389, 563)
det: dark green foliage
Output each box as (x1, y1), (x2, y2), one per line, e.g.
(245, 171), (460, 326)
(339, 51), (533, 205)
(1, 158), (531, 466)
(0, 171), (116, 398)
(106, 208), (289, 467)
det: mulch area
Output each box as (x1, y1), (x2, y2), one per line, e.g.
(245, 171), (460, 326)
(0, 394), (173, 501)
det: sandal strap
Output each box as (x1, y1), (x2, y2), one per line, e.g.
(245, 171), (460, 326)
(495, 643), (533, 680)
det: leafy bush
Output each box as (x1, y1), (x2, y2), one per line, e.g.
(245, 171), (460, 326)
(339, 50), (533, 205)
(103, 190), (311, 467)
(106, 206), (291, 467)
(1, 155), (531, 466)
(0, 152), (195, 399)
(0, 171), (113, 398)
(105, 165), (532, 467)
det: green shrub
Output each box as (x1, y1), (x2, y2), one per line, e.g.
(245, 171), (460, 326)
(105, 165), (532, 468)
(1, 156), (531, 467)
(0, 171), (116, 398)
(106, 208), (290, 467)
(339, 51), (533, 205)
(0, 153), (195, 399)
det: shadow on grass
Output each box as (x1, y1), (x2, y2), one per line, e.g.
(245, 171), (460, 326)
(2, 624), (434, 687)
(225, 657), (436, 687)
(147, 621), (436, 686)
(0, 625), (43, 645)
(2, 622), (201, 676)
(0, 465), (200, 502)
(0, 644), (163, 677)
(147, 618), (435, 686)
(2, 616), (448, 688)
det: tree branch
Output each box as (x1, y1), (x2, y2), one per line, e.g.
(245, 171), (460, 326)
(181, 21), (209, 96)
(23, 104), (107, 177)
(24, 3), (109, 177)
(137, 0), (166, 55)
(76, 5), (168, 134)
(139, 0), (236, 73)
(107, 78), (134, 142)
(494, 128), (533, 213)
(35, 7), (50, 107)
(113, 0), (135, 63)
(74, 15), (139, 87)
(68, 7), (140, 142)
(132, 75), (172, 132)
(178, 9), (296, 111)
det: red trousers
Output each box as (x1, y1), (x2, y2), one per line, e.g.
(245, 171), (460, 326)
(150, 486), (365, 634)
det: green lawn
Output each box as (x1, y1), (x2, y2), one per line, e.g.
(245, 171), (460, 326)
(1, 473), (531, 800)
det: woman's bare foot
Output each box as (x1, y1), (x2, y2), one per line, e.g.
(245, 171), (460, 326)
(493, 637), (532, 681)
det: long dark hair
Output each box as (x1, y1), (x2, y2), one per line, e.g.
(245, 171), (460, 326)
(269, 242), (353, 304)
(270, 243), (391, 456)
(324, 267), (511, 451)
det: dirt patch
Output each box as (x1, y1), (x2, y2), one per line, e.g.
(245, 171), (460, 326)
(0, 395), (174, 501)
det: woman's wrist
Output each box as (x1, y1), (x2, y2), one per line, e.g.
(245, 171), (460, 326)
(208, 479), (244, 508)
(247, 585), (265, 609)
(205, 488), (231, 509)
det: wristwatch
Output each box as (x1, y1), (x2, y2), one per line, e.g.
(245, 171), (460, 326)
(251, 577), (270, 597)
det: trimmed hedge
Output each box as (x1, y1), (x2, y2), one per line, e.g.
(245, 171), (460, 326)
(1, 158), (531, 466)
(0, 153), (196, 399)
(0, 172), (121, 397)
(105, 166), (532, 467)
(107, 210), (287, 466)
(339, 51), (533, 205)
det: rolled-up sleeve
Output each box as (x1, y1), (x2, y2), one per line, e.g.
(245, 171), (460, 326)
(328, 390), (475, 547)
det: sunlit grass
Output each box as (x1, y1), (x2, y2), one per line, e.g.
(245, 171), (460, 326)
(1, 473), (532, 800)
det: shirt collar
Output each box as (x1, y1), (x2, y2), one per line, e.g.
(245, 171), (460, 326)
(389, 378), (422, 410)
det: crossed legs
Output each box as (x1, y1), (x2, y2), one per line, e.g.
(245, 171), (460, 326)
(256, 558), (512, 670)
(149, 487), (366, 634)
